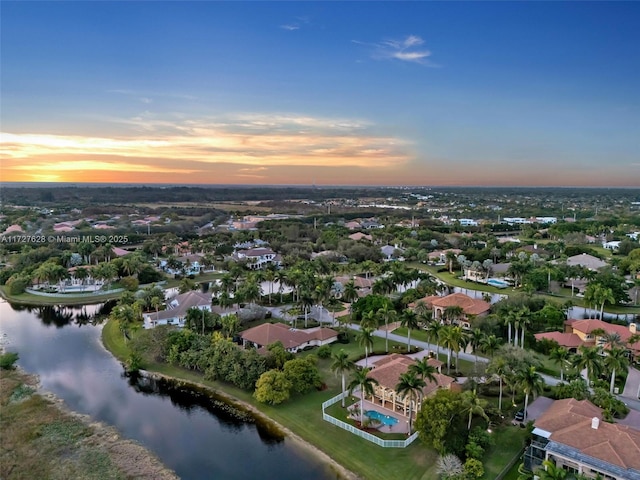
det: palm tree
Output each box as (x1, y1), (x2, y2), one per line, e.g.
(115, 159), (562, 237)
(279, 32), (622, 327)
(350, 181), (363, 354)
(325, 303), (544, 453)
(536, 459), (568, 480)
(425, 321), (443, 358)
(468, 328), (484, 364)
(461, 389), (489, 430)
(443, 305), (464, 326)
(571, 346), (604, 384)
(604, 347), (629, 394)
(342, 280), (358, 313)
(331, 350), (355, 407)
(480, 334), (501, 358)
(377, 302), (397, 353)
(594, 285), (616, 320)
(518, 366), (544, 422)
(348, 368), (379, 427)
(395, 371), (426, 434)
(487, 356), (508, 412)
(409, 357), (438, 384)
(356, 326), (375, 367)
(550, 347), (570, 382)
(400, 309), (420, 352)
(440, 325), (462, 374)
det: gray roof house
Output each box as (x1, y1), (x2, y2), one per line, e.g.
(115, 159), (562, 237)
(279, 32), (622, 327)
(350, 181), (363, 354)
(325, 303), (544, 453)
(143, 291), (212, 328)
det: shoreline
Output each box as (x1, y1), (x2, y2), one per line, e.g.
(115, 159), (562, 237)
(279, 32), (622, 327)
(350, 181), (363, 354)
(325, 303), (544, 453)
(3, 366), (179, 480)
(138, 369), (359, 480)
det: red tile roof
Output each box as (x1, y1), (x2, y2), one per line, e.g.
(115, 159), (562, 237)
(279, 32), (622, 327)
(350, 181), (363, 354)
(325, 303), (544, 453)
(369, 354), (454, 396)
(534, 332), (584, 348)
(240, 323), (338, 350)
(429, 293), (491, 316)
(535, 398), (640, 471)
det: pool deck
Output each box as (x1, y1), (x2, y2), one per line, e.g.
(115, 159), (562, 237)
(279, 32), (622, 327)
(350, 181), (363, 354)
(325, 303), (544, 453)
(349, 398), (412, 435)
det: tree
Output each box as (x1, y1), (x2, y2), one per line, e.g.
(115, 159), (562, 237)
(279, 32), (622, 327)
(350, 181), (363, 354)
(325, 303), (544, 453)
(518, 366), (544, 422)
(550, 347), (570, 382)
(377, 302), (397, 353)
(463, 458), (485, 479)
(409, 357), (438, 384)
(401, 309), (420, 352)
(254, 370), (291, 405)
(395, 371), (426, 434)
(348, 367), (379, 427)
(426, 321), (443, 358)
(461, 389), (489, 430)
(536, 459), (567, 480)
(283, 357), (322, 394)
(356, 326), (375, 367)
(110, 303), (142, 342)
(415, 389), (463, 454)
(571, 346), (604, 383)
(468, 329), (484, 364)
(487, 356), (508, 412)
(436, 454), (463, 480)
(331, 350), (355, 407)
(220, 314), (240, 339)
(604, 347), (629, 394)
(480, 334), (501, 358)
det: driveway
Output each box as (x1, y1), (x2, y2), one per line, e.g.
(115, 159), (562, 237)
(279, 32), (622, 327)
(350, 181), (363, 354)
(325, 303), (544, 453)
(622, 367), (640, 400)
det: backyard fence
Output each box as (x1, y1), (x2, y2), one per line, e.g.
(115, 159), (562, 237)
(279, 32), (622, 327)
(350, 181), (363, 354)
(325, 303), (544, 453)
(26, 287), (124, 297)
(321, 392), (419, 448)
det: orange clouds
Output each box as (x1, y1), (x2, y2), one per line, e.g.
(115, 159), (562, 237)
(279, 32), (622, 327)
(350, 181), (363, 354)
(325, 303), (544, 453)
(0, 113), (414, 183)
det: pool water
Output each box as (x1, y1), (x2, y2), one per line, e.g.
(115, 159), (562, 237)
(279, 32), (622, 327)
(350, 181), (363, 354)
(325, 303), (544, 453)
(365, 410), (399, 426)
(487, 278), (509, 288)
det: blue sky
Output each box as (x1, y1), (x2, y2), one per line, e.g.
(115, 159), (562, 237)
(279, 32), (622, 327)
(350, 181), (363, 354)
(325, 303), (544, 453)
(1, 1), (639, 186)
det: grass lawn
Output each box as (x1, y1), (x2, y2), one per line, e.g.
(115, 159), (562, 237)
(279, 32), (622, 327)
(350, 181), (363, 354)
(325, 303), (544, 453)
(0, 285), (122, 306)
(482, 425), (528, 479)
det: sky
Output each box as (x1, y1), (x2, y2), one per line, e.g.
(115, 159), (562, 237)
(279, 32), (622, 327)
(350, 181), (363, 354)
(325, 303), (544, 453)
(1, 1), (639, 187)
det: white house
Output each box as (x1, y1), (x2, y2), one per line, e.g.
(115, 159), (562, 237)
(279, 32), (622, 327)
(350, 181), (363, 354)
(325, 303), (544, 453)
(232, 247), (281, 270)
(143, 291), (212, 328)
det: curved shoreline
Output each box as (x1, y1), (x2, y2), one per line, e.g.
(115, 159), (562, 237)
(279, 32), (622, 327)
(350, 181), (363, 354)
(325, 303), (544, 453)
(137, 369), (359, 480)
(5, 367), (179, 480)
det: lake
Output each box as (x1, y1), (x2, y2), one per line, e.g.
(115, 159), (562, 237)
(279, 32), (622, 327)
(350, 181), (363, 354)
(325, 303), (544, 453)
(0, 300), (336, 480)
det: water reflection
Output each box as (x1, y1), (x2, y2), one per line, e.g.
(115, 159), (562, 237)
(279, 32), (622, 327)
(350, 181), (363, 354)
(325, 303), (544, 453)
(0, 301), (334, 480)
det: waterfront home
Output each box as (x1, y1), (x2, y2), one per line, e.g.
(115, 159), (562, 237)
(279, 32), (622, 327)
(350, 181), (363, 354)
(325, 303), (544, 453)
(524, 398), (640, 479)
(240, 323), (338, 353)
(365, 354), (454, 419)
(143, 291), (212, 328)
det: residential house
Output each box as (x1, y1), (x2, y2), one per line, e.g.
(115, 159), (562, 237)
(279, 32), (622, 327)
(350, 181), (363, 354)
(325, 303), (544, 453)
(524, 398), (640, 479)
(365, 354), (454, 419)
(427, 248), (462, 265)
(143, 291), (212, 328)
(344, 221), (362, 230)
(348, 232), (373, 242)
(535, 319), (640, 360)
(232, 247), (281, 270)
(603, 241), (621, 251)
(562, 253), (608, 271)
(380, 244), (404, 261)
(240, 323), (338, 353)
(410, 293), (491, 329)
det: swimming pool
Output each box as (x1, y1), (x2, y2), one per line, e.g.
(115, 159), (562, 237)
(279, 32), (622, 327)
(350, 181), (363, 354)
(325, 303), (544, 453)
(487, 278), (509, 289)
(365, 410), (399, 426)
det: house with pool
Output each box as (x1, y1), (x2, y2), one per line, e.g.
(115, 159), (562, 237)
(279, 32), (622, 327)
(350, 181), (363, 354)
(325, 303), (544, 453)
(364, 354), (455, 421)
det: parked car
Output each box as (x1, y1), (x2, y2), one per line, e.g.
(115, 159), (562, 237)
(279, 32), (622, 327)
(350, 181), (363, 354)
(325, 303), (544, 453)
(514, 409), (527, 421)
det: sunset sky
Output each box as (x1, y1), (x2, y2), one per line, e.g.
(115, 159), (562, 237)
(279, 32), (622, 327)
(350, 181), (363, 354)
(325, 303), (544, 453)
(1, 2), (639, 186)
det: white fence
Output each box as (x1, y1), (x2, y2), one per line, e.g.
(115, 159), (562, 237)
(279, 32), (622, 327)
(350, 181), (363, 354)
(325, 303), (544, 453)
(321, 391), (419, 448)
(25, 287), (124, 297)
